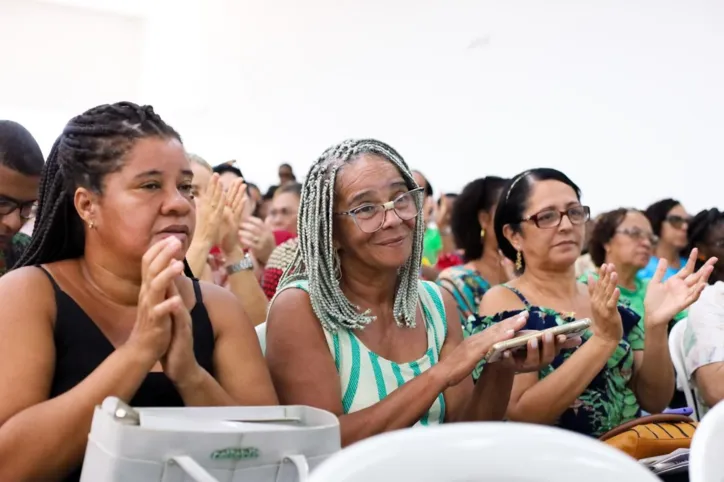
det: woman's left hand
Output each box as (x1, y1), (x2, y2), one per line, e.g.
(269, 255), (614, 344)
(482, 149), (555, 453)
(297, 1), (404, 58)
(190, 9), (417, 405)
(644, 248), (718, 327)
(161, 278), (202, 387)
(501, 331), (581, 373)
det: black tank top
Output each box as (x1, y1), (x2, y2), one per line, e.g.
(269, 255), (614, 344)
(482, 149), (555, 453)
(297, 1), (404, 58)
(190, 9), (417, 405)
(37, 267), (216, 482)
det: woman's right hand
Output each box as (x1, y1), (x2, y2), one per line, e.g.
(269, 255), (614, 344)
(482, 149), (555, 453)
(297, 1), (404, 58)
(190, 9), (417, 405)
(127, 237), (186, 361)
(588, 263), (623, 344)
(219, 178), (247, 255)
(194, 173), (225, 246)
(439, 312), (529, 387)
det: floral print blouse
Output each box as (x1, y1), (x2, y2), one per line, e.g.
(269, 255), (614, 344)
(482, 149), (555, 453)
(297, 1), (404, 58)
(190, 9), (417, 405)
(470, 284), (645, 438)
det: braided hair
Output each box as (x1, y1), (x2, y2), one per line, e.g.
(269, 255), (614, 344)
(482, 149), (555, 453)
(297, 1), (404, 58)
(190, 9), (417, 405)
(276, 139), (424, 332)
(14, 102), (189, 274)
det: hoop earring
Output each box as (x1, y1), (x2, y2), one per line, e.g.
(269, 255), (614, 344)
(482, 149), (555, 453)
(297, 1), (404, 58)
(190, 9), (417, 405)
(515, 250), (523, 271)
(88, 220), (95, 230)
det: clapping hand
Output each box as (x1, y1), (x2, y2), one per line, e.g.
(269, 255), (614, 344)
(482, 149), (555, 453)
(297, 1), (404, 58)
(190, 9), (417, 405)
(644, 248), (717, 327)
(240, 217), (276, 265)
(219, 178), (247, 255)
(194, 173), (225, 247)
(160, 277), (202, 387)
(588, 263), (623, 344)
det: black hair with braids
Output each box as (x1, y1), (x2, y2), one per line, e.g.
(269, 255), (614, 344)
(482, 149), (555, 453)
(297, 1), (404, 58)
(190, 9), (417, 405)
(13, 102), (193, 276)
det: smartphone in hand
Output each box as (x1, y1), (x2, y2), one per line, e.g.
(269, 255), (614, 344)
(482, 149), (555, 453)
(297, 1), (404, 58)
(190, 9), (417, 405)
(484, 318), (591, 363)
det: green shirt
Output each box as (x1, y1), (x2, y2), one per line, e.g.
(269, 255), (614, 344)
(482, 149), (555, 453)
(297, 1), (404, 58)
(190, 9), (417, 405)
(422, 227), (443, 266)
(0, 232), (31, 276)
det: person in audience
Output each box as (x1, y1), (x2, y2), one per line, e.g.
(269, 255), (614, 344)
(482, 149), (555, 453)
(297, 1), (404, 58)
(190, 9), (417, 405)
(265, 139), (575, 447)
(0, 120), (44, 276)
(412, 170), (444, 280)
(433, 193), (463, 269)
(261, 236), (299, 299)
(211, 162), (276, 279)
(639, 198), (690, 281)
(186, 154), (269, 326)
(477, 168), (714, 437)
(682, 208), (724, 414)
(0, 102), (277, 481)
(256, 186), (274, 220)
(684, 280), (724, 416)
(585, 208), (686, 328)
(574, 217), (597, 278)
(437, 177), (515, 332)
(246, 182), (264, 218)
(278, 162), (296, 186)
(265, 182), (301, 236)
(258, 182), (302, 299)
(686, 208), (724, 284)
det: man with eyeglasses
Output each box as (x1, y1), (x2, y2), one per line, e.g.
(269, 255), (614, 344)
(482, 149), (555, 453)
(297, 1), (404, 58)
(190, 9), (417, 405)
(0, 121), (43, 276)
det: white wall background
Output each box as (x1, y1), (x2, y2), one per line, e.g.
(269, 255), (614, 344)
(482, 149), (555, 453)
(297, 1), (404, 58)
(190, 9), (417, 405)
(1, 0), (722, 214)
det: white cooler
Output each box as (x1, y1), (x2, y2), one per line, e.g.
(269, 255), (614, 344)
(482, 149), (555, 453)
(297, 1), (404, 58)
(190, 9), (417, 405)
(79, 397), (341, 482)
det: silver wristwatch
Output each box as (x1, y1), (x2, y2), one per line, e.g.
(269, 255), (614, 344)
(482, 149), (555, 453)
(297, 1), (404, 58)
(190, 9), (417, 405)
(226, 253), (254, 275)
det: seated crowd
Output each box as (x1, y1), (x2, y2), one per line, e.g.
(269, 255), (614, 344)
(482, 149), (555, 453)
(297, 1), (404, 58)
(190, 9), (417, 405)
(0, 102), (719, 481)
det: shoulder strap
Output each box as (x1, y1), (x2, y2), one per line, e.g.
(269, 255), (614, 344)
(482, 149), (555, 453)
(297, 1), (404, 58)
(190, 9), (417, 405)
(437, 276), (477, 317)
(502, 283), (531, 308)
(191, 278), (203, 304)
(35, 265), (62, 294)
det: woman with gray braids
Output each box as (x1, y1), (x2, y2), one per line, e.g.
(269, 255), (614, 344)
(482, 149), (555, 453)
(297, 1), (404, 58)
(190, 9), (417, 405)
(266, 139), (573, 446)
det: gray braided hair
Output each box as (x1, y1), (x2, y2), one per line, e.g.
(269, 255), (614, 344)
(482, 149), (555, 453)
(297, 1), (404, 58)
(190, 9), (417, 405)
(276, 139), (424, 332)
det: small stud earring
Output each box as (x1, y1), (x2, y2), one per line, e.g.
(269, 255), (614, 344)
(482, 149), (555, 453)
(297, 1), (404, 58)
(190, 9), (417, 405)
(480, 228), (486, 239)
(88, 221), (95, 230)
(515, 250), (523, 271)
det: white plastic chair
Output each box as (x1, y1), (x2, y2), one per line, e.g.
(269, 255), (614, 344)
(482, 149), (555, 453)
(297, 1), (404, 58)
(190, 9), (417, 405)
(669, 317), (701, 420)
(309, 422), (659, 482)
(690, 399), (724, 482)
(256, 321), (267, 355)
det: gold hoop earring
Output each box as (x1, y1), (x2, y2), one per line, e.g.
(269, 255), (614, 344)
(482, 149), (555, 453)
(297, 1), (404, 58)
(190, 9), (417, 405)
(515, 250), (523, 271)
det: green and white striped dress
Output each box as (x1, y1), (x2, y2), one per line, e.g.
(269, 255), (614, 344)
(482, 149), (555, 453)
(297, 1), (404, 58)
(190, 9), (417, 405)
(279, 279), (448, 426)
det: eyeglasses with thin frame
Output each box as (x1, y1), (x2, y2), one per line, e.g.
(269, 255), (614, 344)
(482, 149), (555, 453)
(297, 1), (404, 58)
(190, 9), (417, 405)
(0, 197), (36, 220)
(616, 227), (659, 245)
(666, 214), (691, 230)
(335, 187), (424, 234)
(520, 205), (591, 229)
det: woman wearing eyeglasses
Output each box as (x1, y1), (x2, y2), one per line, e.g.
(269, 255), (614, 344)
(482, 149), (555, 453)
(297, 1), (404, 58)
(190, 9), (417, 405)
(476, 169), (714, 437)
(265, 141), (573, 447)
(583, 208), (685, 328)
(638, 198), (691, 282)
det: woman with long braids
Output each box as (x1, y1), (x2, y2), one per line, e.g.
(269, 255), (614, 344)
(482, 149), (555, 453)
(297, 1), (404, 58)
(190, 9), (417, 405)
(0, 102), (277, 481)
(265, 139), (576, 447)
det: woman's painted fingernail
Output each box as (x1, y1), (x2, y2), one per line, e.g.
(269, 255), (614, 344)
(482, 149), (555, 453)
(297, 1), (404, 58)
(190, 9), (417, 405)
(530, 338), (538, 349)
